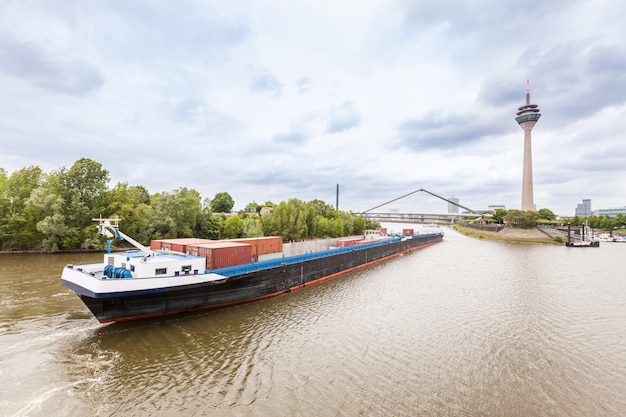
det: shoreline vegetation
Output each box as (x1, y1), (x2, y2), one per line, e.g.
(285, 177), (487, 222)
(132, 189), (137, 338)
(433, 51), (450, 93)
(3, 159), (624, 252)
(453, 224), (563, 245)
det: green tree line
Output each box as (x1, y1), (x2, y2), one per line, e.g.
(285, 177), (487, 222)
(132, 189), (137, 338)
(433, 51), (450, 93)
(486, 207), (626, 230)
(0, 158), (379, 252)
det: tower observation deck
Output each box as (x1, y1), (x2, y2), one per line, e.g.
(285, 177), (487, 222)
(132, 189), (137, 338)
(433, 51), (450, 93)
(515, 80), (541, 211)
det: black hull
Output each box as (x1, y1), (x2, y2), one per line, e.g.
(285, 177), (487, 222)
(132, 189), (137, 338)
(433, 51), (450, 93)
(565, 241), (600, 247)
(80, 234), (443, 322)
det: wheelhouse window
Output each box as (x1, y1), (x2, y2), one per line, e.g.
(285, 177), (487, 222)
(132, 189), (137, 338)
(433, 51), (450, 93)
(155, 268), (167, 275)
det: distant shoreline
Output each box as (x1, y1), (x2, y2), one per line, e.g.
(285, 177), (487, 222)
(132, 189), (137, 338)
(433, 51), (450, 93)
(453, 225), (561, 245)
(0, 248), (117, 255)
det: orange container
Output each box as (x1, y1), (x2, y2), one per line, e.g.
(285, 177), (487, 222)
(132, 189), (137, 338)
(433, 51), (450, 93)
(337, 238), (360, 247)
(232, 236), (283, 259)
(402, 229), (415, 236)
(150, 238), (212, 252)
(189, 242), (252, 270)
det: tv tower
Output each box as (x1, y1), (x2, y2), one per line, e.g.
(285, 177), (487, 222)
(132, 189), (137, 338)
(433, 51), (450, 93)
(515, 80), (541, 211)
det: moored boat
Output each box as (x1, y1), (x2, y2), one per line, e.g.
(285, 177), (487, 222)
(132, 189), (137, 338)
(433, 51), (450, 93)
(565, 223), (600, 248)
(61, 218), (444, 323)
(565, 240), (600, 247)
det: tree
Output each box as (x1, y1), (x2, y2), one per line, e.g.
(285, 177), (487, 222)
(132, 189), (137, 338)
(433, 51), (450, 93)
(242, 215), (263, 237)
(223, 215), (244, 238)
(6, 166), (43, 216)
(105, 182), (151, 240)
(0, 166), (45, 249)
(203, 214), (225, 239)
(352, 215), (367, 235)
(1, 161), (401, 250)
(55, 158), (109, 216)
(0, 168), (8, 218)
(244, 201), (261, 213)
(198, 199), (224, 239)
(168, 188), (202, 237)
(46, 158), (109, 248)
(308, 199), (334, 218)
(148, 188), (202, 238)
(492, 208), (508, 225)
(331, 217), (344, 237)
(537, 208), (556, 221)
(210, 192), (234, 213)
(504, 210), (538, 229)
(261, 198), (308, 240)
(140, 202), (177, 241)
(26, 188), (67, 252)
(338, 211), (354, 236)
(313, 216), (329, 238)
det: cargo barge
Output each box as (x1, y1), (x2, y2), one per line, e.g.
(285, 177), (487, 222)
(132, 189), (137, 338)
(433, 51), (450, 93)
(61, 218), (444, 323)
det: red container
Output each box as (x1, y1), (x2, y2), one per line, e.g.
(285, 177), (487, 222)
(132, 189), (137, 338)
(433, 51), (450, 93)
(376, 227), (387, 234)
(189, 242), (252, 270)
(150, 238), (212, 253)
(256, 236), (283, 254)
(232, 236), (283, 259)
(402, 228), (415, 236)
(337, 238), (360, 247)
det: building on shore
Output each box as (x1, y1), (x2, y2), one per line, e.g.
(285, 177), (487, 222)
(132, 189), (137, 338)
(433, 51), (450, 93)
(596, 206), (626, 218)
(448, 197), (459, 214)
(575, 199), (592, 217)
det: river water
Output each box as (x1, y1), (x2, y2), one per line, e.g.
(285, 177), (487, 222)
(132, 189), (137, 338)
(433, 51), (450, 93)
(1, 227), (625, 417)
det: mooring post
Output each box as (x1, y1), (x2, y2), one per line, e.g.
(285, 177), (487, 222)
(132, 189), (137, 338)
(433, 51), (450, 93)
(567, 223), (571, 244)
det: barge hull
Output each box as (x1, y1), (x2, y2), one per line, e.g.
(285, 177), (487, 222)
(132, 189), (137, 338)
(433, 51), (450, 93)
(79, 234), (442, 323)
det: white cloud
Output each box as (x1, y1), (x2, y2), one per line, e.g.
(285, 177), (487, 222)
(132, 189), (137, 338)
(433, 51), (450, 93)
(1, 0), (626, 216)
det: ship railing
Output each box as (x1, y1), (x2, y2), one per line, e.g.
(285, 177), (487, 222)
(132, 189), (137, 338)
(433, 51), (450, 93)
(209, 236), (404, 277)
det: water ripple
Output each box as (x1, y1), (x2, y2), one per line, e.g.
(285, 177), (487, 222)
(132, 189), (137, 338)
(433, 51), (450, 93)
(2, 233), (626, 416)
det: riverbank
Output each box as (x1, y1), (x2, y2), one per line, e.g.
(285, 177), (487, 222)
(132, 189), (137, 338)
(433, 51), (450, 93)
(453, 224), (562, 244)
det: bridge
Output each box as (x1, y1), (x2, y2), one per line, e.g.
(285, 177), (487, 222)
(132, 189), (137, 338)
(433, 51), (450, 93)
(361, 211), (482, 225)
(358, 188), (491, 224)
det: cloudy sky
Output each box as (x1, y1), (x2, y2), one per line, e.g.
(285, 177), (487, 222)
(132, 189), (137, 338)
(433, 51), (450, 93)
(1, 0), (625, 216)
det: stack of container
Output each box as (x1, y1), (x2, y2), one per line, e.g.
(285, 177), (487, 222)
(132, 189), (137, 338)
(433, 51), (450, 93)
(187, 241), (252, 270)
(149, 238), (212, 252)
(336, 238), (361, 247)
(149, 236), (284, 270)
(231, 237), (283, 261)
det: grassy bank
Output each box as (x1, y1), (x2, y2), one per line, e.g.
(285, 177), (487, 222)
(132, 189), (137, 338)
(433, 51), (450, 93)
(453, 224), (563, 245)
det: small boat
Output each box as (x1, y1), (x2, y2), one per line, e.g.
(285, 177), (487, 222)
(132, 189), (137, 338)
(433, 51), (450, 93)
(61, 217), (444, 323)
(565, 240), (600, 247)
(565, 224), (599, 248)
(597, 233), (616, 242)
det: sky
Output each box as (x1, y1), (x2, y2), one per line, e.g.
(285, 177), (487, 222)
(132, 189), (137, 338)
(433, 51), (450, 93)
(1, 0), (625, 217)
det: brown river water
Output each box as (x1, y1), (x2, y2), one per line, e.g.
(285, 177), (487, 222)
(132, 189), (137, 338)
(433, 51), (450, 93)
(1, 226), (625, 416)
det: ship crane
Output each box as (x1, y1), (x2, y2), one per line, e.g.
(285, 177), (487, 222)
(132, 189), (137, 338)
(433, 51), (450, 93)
(93, 216), (155, 256)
